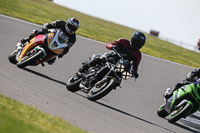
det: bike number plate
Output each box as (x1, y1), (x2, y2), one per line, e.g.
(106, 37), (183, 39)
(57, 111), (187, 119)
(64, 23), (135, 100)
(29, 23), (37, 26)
(51, 41), (58, 49)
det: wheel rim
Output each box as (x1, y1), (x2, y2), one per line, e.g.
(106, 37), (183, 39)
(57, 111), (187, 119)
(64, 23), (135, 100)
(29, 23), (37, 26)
(19, 56), (29, 63)
(90, 81), (108, 94)
(169, 102), (187, 118)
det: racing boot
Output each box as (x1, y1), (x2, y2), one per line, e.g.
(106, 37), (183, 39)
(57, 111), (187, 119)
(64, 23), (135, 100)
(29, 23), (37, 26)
(47, 57), (56, 65)
(79, 62), (90, 73)
(79, 57), (102, 73)
(21, 29), (39, 44)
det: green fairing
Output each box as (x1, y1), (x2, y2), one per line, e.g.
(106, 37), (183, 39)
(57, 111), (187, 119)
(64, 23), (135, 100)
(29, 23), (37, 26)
(157, 82), (200, 123)
(171, 83), (200, 112)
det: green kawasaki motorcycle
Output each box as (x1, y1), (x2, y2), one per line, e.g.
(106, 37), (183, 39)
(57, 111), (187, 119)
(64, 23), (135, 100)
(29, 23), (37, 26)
(157, 81), (200, 123)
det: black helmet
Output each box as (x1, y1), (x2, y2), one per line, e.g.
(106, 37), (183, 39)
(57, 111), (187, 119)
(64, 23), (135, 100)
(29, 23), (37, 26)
(65, 17), (80, 34)
(131, 31), (146, 50)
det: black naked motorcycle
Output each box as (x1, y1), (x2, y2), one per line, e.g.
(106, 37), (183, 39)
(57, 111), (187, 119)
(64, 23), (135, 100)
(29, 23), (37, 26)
(66, 48), (134, 101)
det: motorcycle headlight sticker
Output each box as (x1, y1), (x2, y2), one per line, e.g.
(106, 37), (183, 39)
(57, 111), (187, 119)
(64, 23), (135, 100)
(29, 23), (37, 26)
(122, 71), (131, 80)
(115, 64), (125, 72)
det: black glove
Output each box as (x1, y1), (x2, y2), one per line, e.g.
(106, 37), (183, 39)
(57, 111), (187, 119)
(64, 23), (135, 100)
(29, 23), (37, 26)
(174, 82), (184, 90)
(134, 72), (139, 79)
(174, 80), (191, 90)
(185, 77), (196, 82)
(42, 27), (48, 33)
(132, 71), (139, 79)
(112, 45), (121, 53)
(31, 29), (39, 36)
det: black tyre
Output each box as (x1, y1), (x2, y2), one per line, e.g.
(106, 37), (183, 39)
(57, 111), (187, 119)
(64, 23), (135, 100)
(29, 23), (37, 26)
(8, 50), (18, 64)
(16, 50), (44, 68)
(66, 74), (82, 92)
(87, 79), (116, 101)
(168, 102), (193, 123)
(157, 104), (168, 118)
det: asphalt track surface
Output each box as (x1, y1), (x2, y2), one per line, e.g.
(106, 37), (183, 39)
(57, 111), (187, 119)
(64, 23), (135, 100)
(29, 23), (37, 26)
(0, 15), (200, 133)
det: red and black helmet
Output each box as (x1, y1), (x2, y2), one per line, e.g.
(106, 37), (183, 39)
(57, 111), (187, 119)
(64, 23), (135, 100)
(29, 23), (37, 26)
(65, 17), (80, 34)
(130, 31), (146, 50)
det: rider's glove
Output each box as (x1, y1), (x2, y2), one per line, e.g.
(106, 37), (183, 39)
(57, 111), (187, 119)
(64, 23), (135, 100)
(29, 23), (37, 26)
(132, 71), (139, 79)
(42, 27), (48, 33)
(133, 72), (139, 79)
(112, 45), (120, 53)
(174, 80), (191, 90)
(185, 77), (196, 82)
(31, 29), (39, 36)
(174, 82), (185, 90)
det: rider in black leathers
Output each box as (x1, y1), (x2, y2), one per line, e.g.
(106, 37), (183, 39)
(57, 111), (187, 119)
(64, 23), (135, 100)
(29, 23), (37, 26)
(164, 68), (200, 99)
(19, 17), (80, 64)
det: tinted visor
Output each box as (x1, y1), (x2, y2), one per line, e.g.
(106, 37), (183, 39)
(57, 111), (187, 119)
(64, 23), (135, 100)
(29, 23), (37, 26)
(68, 23), (77, 31)
(65, 24), (76, 34)
(131, 38), (142, 50)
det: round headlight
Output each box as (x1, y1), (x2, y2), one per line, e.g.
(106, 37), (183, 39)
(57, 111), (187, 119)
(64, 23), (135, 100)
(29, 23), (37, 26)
(115, 64), (125, 72)
(122, 71), (131, 80)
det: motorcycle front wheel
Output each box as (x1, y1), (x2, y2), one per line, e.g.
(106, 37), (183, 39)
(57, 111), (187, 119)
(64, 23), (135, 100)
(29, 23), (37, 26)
(8, 50), (18, 64)
(66, 74), (82, 92)
(168, 101), (193, 123)
(16, 50), (44, 68)
(157, 103), (168, 118)
(87, 78), (116, 101)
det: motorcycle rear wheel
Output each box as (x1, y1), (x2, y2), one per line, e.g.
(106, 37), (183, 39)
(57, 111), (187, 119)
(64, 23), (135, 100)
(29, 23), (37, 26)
(168, 102), (193, 123)
(87, 78), (116, 101)
(66, 74), (82, 92)
(16, 50), (44, 68)
(8, 50), (18, 64)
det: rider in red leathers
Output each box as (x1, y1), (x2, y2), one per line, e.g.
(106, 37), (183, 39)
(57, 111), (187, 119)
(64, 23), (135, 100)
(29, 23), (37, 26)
(79, 31), (146, 79)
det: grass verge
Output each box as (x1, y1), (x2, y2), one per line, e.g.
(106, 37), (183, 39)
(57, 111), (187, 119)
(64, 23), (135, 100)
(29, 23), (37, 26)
(0, 94), (87, 133)
(0, 0), (200, 67)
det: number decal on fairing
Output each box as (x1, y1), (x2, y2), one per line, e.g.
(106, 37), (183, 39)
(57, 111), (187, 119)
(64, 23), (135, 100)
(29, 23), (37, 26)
(51, 41), (58, 49)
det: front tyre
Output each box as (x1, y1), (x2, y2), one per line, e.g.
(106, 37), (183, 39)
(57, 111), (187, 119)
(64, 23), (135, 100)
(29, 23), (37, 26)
(87, 79), (116, 101)
(8, 50), (18, 64)
(16, 50), (44, 68)
(168, 102), (193, 123)
(66, 74), (82, 92)
(157, 104), (168, 118)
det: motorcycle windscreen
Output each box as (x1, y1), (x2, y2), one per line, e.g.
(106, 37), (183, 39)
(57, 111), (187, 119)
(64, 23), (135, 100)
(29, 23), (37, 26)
(48, 30), (68, 55)
(58, 31), (69, 44)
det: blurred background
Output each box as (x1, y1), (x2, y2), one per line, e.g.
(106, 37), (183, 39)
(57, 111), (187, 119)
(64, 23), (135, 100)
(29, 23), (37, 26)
(54, 0), (200, 51)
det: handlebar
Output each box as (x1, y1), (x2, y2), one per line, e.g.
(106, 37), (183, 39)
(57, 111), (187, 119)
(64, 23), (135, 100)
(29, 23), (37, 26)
(112, 47), (123, 59)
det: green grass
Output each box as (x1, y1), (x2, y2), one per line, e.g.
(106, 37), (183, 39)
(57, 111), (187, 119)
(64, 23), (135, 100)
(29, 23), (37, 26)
(0, 94), (87, 133)
(0, 0), (200, 67)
